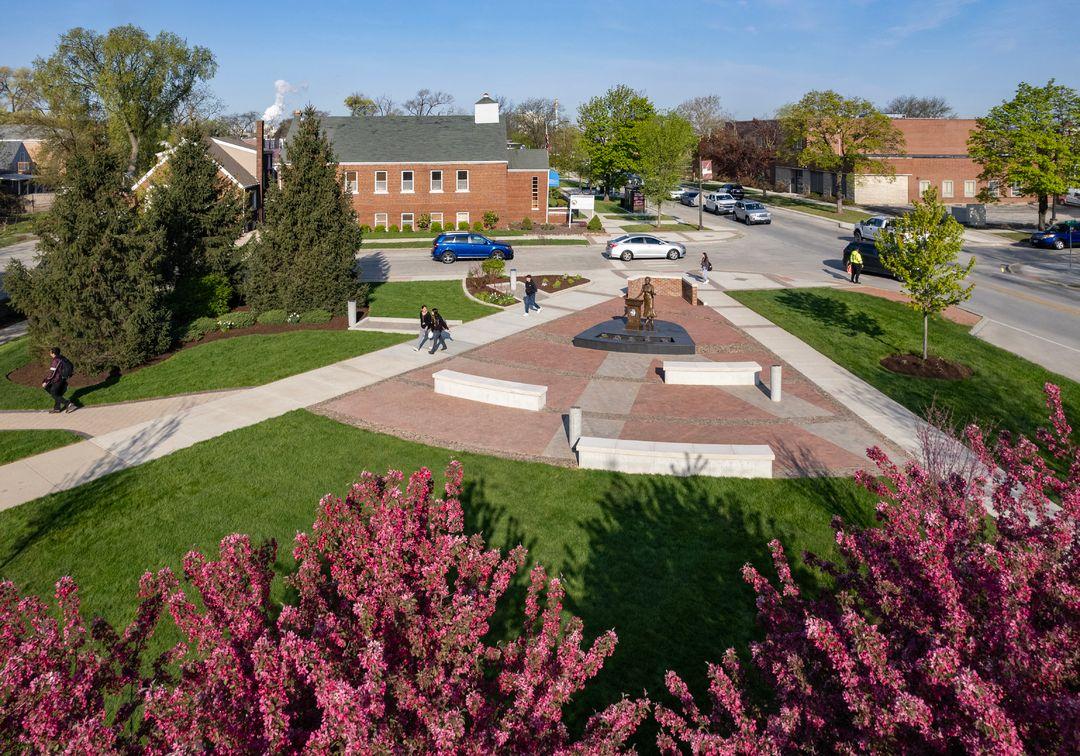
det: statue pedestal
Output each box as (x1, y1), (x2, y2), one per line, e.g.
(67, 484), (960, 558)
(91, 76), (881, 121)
(624, 298), (643, 331)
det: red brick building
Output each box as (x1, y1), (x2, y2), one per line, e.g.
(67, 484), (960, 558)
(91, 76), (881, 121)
(283, 95), (548, 230)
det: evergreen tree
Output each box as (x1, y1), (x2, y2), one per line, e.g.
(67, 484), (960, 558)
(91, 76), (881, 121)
(5, 146), (171, 373)
(245, 107), (362, 313)
(142, 125), (247, 287)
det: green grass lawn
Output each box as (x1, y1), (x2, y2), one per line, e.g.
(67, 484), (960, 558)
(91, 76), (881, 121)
(0, 331), (409, 410)
(620, 223), (700, 232)
(746, 190), (873, 224)
(730, 288), (1080, 443)
(0, 217), (36, 249)
(370, 238), (589, 250)
(366, 279), (499, 321)
(0, 429), (83, 465)
(991, 230), (1032, 243)
(0, 409), (873, 733)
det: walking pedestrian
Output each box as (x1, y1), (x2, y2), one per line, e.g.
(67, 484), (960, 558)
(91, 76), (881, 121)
(522, 275), (541, 316)
(849, 246), (863, 284)
(414, 304), (433, 351)
(42, 346), (75, 413)
(428, 308), (450, 354)
(700, 252), (713, 284)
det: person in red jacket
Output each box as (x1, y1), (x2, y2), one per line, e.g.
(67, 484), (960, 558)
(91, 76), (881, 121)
(42, 346), (75, 413)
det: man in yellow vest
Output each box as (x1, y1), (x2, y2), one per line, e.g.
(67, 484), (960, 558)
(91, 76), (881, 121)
(848, 246), (863, 284)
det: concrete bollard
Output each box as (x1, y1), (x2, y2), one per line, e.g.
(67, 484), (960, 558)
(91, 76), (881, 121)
(347, 300), (358, 328)
(568, 406), (582, 449)
(509, 267), (517, 292)
(770, 364), (782, 402)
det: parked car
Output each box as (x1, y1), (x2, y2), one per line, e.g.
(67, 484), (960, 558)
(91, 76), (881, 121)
(733, 200), (772, 225)
(1062, 188), (1080, 207)
(853, 215), (896, 242)
(669, 187), (687, 200)
(703, 192), (736, 214)
(431, 233), (514, 264)
(717, 183), (745, 199)
(1029, 220), (1080, 250)
(680, 191), (701, 207)
(604, 234), (686, 261)
(842, 241), (893, 278)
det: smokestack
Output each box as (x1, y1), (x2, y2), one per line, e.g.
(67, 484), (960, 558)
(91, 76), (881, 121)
(255, 119), (265, 223)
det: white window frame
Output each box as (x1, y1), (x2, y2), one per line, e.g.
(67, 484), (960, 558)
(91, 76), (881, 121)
(918, 179), (931, 196)
(401, 212), (415, 229)
(456, 211), (470, 228)
(456, 169), (469, 192)
(430, 170), (443, 193)
(430, 212), (444, 226)
(964, 180), (976, 198)
(343, 170), (358, 194)
(374, 212), (387, 228)
(942, 180), (954, 198)
(988, 180), (1000, 198)
(1009, 183), (1022, 197)
(374, 170), (388, 194)
(401, 170), (414, 193)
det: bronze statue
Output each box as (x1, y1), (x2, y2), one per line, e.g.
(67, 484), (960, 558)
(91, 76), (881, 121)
(641, 277), (656, 331)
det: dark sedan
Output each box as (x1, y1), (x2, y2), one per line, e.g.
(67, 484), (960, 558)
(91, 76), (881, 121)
(431, 232), (514, 264)
(842, 241), (894, 278)
(1029, 221), (1080, 250)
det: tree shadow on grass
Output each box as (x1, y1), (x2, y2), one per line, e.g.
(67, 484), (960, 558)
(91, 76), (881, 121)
(773, 289), (890, 346)
(68, 367), (121, 405)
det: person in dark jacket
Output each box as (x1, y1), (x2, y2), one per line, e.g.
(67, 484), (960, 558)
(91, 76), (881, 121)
(414, 305), (433, 351)
(42, 346), (75, 413)
(428, 309), (450, 354)
(523, 275), (541, 316)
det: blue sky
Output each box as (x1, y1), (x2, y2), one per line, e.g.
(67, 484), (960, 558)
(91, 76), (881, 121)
(5, 0), (1076, 120)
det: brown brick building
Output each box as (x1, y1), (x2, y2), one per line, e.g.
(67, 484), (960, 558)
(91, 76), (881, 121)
(283, 95), (548, 230)
(767, 118), (1030, 207)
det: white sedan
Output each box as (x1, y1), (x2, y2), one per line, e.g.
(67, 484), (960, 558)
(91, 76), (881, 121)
(604, 234), (687, 261)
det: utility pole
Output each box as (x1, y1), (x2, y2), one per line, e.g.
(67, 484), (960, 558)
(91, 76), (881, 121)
(697, 152), (703, 230)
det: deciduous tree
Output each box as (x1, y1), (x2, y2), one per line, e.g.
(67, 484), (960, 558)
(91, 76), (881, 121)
(883, 94), (954, 118)
(577, 84), (654, 199)
(968, 79), (1080, 230)
(4, 145), (171, 372)
(0, 463), (648, 751)
(675, 94), (728, 138)
(344, 91), (378, 116)
(33, 25), (217, 175)
(701, 119), (781, 196)
(244, 107), (362, 313)
(658, 384), (1079, 753)
(778, 90), (905, 213)
(211, 110), (260, 138)
(510, 97), (560, 148)
(403, 88), (454, 117)
(877, 188), (974, 359)
(634, 113), (696, 226)
(0, 66), (40, 113)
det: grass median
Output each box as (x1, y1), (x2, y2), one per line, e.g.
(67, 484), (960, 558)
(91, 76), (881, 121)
(729, 287), (1080, 442)
(0, 408), (874, 732)
(366, 279), (499, 321)
(0, 429), (83, 465)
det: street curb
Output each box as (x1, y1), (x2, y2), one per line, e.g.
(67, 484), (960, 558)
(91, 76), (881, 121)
(969, 316), (991, 337)
(760, 202), (856, 231)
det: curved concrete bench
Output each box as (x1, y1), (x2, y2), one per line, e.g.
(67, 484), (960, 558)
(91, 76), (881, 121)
(663, 360), (761, 385)
(576, 436), (774, 478)
(433, 370), (546, 411)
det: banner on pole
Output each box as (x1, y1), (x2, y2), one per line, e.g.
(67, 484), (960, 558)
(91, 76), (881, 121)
(699, 159), (713, 180)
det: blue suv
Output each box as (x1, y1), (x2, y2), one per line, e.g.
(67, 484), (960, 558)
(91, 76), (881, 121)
(431, 232), (514, 264)
(1029, 220), (1080, 250)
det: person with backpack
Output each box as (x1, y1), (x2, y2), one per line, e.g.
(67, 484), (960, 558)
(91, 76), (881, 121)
(42, 346), (75, 413)
(700, 252), (713, 284)
(428, 308), (450, 354)
(522, 275), (541, 316)
(414, 304), (433, 351)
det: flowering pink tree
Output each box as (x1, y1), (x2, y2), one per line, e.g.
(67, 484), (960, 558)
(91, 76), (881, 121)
(658, 384), (1079, 753)
(0, 462), (647, 752)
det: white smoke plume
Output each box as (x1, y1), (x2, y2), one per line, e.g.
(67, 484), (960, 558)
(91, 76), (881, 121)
(262, 79), (301, 128)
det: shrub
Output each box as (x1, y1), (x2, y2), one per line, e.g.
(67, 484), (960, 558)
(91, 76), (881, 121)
(471, 221), (484, 233)
(256, 309), (287, 325)
(388, 224), (399, 233)
(217, 311), (256, 332)
(480, 257), (505, 278)
(457, 221), (469, 231)
(358, 224), (372, 234)
(482, 210), (499, 230)
(520, 217), (533, 231)
(354, 283), (371, 309)
(416, 213), (431, 230)
(552, 279), (562, 288)
(587, 214), (603, 231)
(0, 464), (647, 751)
(172, 272), (233, 323)
(374, 224), (385, 232)
(182, 316), (219, 342)
(286, 311), (301, 324)
(539, 222), (557, 231)
(430, 221), (442, 234)
(474, 290), (517, 306)
(298, 308), (332, 324)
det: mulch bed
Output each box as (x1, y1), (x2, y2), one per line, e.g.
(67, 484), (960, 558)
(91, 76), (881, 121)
(880, 353), (973, 381)
(7, 316), (353, 389)
(489, 275), (590, 294)
(464, 278), (517, 305)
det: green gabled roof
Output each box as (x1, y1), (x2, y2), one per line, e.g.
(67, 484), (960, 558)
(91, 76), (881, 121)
(507, 148), (549, 170)
(283, 115), (512, 164)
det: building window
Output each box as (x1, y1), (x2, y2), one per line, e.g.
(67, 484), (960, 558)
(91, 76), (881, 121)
(16, 161), (31, 174)
(988, 180), (1000, 197)
(343, 170), (358, 194)
(374, 171), (388, 193)
(401, 212), (414, 230)
(456, 169), (469, 192)
(1009, 183), (1022, 197)
(456, 211), (469, 228)
(430, 212), (443, 227)
(401, 170), (414, 193)
(918, 179), (931, 196)
(964, 180), (976, 198)
(531, 176), (540, 210)
(942, 180), (954, 198)
(430, 170), (443, 192)
(374, 212), (387, 229)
